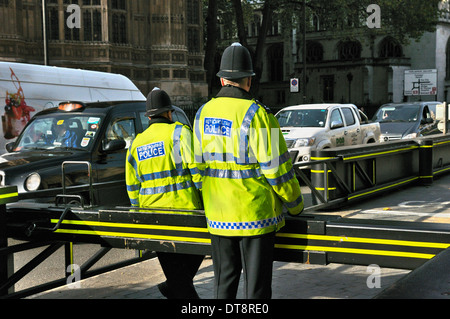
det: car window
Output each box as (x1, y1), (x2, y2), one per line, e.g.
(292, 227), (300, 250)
(14, 115), (104, 151)
(341, 107), (356, 126)
(373, 104), (420, 122)
(425, 105), (436, 120)
(275, 109), (327, 128)
(139, 109), (190, 130)
(330, 109), (343, 127)
(104, 117), (136, 149)
(172, 110), (191, 127)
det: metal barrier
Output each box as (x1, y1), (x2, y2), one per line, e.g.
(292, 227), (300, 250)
(2, 133), (450, 298)
(300, 133), (450, 210)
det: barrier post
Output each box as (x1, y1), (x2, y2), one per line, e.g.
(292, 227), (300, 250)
(0, 186), (19, 296)
(418, 139), (434, 186)
(444, 102), (448, 135)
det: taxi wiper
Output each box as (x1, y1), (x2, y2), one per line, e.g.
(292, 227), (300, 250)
(61, 146), (87, 151)
(25, 147), (51, 151)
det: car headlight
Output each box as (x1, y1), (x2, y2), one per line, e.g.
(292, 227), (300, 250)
(25, 173), (41, 191)
(293, 138), (316, 148)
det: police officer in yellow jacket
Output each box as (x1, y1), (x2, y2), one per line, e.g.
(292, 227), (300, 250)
(126, 88), (204, 299)
(194, 43), (304, 299)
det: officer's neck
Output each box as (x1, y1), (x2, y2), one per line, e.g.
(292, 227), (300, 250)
(148, 116), (173, 126)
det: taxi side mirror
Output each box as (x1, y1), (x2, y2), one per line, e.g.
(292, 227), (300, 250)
(5, 142), (15, 153)
(102, 139), (126, 153)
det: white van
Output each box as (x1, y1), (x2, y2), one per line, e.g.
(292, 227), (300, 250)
(0, 62), (145, 151)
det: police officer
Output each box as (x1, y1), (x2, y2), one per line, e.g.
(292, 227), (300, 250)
(194, 43), (304, 299)
(126, 88), (204, 299)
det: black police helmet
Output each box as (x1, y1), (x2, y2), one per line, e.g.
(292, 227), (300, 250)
(216, 43), (255, 80)
(145, 88), (174, 117)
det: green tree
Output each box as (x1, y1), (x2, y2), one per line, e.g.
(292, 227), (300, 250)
(204, 0), (444, 96)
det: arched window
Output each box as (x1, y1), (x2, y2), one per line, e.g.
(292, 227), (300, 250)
(379, 37), (403, 58)
(250, 15), (261, 37)
(338, 41), (361, 61)
(267, 44), (284, 82)
(306, 41), (323, 63)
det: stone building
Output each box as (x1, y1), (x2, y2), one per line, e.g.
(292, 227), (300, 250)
(0, 0), (207, 106)
(225, 3), (450, 117)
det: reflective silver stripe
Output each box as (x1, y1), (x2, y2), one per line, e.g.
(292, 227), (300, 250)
(238, 103), (260, 164)
(204, 167), (261, 179)
(140, 180), (194, 195)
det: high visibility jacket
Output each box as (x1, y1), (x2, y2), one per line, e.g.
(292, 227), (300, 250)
(126, 118), (202, 211)
(194, 87), (303, 237)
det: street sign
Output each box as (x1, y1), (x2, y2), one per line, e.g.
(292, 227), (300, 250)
(404, 69), (437, 96)
(290, 78), (299, 93)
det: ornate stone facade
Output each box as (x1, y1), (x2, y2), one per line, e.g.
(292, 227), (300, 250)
(0, 0), (207, 106)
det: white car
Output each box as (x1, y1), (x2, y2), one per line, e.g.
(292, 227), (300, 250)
(276, 104), (381, 167)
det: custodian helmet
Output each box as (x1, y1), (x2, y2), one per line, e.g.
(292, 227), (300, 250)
(145, 87), (174, 117)
(216, 43), (255, 80)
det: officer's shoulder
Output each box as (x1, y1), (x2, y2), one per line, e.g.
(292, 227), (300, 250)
(254, 99), (273, 115)
(174, 121), (193, 132)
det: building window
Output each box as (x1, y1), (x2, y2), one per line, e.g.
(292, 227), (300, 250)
(187, 28), (200, 53)
(83, 0), (100, 5)
(250, 15), (261, 38)
(338, 41), (361, 61)
(379, 37), (402, 58)
(268, 15), (279, 36)
(65, 3), (80, 41)
(112, 13), (127, 44)
(306, 41), (323, 63)
(268, 44), (284, 82)
(187, 0), (199, 24)
(112, 0), (126, 10)
(322, 75), (334, 102)
(83, 9), (101, 41)
(276, 90), (286, 104)
(47, 7), (59, 40)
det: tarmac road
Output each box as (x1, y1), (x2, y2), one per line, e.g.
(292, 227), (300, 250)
(7, 173), (450, 298)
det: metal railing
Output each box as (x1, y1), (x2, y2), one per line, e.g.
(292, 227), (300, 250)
(294, 133), (450, 211)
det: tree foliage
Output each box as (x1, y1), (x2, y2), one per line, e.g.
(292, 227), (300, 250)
(203, 0), (445, 96)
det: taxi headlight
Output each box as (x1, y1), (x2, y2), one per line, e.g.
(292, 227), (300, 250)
(25, 173), (41, 191)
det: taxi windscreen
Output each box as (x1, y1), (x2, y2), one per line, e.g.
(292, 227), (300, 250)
(14, 114), (103, 151)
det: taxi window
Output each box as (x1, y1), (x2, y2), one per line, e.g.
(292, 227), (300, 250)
(104, 117), (136, 149)
(15, 115), (103, 151)
(139, 109), (190, 130)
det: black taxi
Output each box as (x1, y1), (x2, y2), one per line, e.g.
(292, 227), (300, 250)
(0, 101), (191, 206)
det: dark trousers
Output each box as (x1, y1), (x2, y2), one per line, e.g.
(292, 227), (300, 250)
(210, 232), (276, 299)
(157, 252), (204, 298)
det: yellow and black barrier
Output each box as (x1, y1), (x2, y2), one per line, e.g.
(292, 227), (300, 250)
(0, 186), (19, 295)
(309, 134), (450, 208)
(6, 203), (450, 271)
